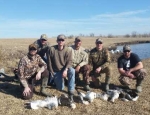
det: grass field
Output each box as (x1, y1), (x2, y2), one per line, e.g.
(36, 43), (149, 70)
(0, 37), (150, 115)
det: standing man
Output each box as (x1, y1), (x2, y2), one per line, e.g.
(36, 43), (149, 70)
(17, 44), (51, 100)
(88, 38), (112, 91)
(33, 34), (50, 62)
(47, 34), (75, 104)
(117, 45), (146, 93)
(69, 37), (90, 91)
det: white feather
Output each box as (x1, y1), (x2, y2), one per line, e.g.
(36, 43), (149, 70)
(132, 96), (139, 101)
(107, 90), (120, 102)
(30, 96), (58, 110)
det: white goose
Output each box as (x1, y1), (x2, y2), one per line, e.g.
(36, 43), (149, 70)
(96, 92), (109, 101)
(78, 91), (97, 103)
(106, 89), (121, 102)
(29, 96), (59, 110)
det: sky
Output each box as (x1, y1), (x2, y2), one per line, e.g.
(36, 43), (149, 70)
(0, 0), (150, 38)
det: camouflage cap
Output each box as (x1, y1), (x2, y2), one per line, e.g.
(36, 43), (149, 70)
(75, 36), (82, 42)
(29, 44), (37, 50)
(57, 34), (66, 40)
(123, 45), (131, 51)
(40, 34), (48, 40)
(96, 38), (103, 43)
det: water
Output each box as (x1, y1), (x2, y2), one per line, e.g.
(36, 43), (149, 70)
(116, 43), (150, 59)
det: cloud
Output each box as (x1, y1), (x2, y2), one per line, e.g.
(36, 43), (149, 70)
(92, 10), (148, 18)
(0, 9), (150, 38)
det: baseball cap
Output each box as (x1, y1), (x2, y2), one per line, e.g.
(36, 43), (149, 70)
(40, 34), (48, 40)
(96, 38), (103, 43)
(57, 34), (66, 40)
(75, 36), (82, 42)
(29, 44), (37, 50)
(123, 45), (131, 51)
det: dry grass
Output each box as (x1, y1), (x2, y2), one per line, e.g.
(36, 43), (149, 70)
(0, 37), (150, 115)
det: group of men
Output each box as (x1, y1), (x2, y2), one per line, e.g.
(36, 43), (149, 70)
(17, 34), (146, 103)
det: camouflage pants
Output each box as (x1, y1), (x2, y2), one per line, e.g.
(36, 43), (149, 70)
(20, 69), (49, 100)
(76, 64), (112, 86)
(92, 66), (112, 78)
(119, 69), (147, 86)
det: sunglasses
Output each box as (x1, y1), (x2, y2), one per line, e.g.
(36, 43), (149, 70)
(75, 40), (81, 42)
(96, 42), (102, 44)
(58, 39), (64, 42)
(29, 48), (37, 51)
(41, 39), (47, 41)
(123, 50), (130, 53)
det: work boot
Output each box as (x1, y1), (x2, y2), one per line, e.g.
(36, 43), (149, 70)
(68, 91), (76, 109)
(68, 91), (74, 105)
(104, 76), (110, 91)
(136, 79), (143, 93)
(68, 90), (74, 96)
(104, 84), (109, 91)
(84, 84), (91, 91)
(93, 78), (101, 88)
(136, 86), (142, 93)
(40, 76), (52, 97)
(68, 94), (74, 104)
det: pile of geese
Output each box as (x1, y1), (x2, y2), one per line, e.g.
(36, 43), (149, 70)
(0, 68), (139, 110)
(27, 87), (139, 110)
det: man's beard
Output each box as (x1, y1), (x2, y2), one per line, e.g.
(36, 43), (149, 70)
(28, 53), (35, 59)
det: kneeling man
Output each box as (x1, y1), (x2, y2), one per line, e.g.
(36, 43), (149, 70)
(117, 45), (147, 93)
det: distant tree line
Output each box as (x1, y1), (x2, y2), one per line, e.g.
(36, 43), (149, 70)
(67, 31), (150, 39)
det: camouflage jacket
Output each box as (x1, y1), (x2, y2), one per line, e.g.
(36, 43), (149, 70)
(69, 45), (88, 68)
(89, 47), (111, 71)
(18, 54), (47, 88)
(33, 39), (50, 60)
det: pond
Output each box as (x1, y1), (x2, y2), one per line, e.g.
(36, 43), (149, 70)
(116, 43), (150, 59)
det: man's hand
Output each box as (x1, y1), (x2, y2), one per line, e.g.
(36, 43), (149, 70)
(62, 69), (68, 78)
(95, 67), (101, 73)
(125, 71), (135, 79)
(75, 65), (80, 73)
(128, 73), (135, 79)
(36, 71), (41, 80)
(23, 87), (31, 96)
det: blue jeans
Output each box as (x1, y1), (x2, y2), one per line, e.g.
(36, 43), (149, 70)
(53, 67), (75, 91)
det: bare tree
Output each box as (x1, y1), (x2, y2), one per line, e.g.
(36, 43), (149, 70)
(141, 33), (149, 37)
(107, 34), (114, 38)
(131, 31), (137, 37)
(124, 34), (130, 38)
(68, 35), (74, 39)
(79, 33), (84, 37)
(90, 33), (94, 37)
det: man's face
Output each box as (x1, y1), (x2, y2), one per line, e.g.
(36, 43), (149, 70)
(95, 41), (103, 49)
(123, 50), (131, 58)
(40, 39), (47, 45)
(75, 40), (81, 48)
(29, 47), (37, 56)
(57, 39), (65, 46)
